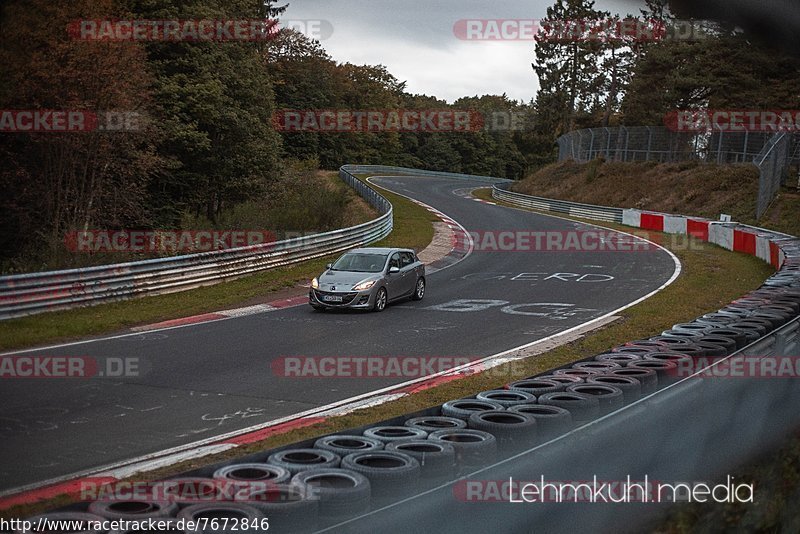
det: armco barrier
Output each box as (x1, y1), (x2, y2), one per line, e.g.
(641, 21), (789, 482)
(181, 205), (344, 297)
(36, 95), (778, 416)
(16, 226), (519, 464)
(493, 184), (794, 270)
(492, 183), (623, 223)
(0, 165), (507, 320)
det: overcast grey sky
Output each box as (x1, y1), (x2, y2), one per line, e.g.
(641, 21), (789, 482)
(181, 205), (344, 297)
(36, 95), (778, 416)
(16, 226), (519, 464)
(282, 0), (644, 103)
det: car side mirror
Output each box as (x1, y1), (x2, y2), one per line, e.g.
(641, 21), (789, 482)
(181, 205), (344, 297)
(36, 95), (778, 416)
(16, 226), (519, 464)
(326, 263), (332, 270)
(389, 266), (400, 274)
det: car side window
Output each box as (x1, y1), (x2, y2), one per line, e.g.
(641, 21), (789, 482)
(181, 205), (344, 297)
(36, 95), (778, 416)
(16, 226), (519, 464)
(388, 253), (401, 270)
(400, 252), (414, 267)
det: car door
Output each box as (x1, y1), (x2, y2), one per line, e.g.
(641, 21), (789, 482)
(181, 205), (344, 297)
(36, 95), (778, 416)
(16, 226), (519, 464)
(398, 251), (417, 296)
(384, 252), (405, 299)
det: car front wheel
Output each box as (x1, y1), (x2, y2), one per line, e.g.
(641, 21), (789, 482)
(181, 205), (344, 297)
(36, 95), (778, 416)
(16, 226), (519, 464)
(411, 277), (425, 301)
(373, 287), (387, 312)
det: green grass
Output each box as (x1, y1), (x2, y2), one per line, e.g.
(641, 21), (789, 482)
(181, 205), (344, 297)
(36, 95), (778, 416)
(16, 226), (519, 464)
(354, 174), (437, 252)
(0, 173), (436, 351)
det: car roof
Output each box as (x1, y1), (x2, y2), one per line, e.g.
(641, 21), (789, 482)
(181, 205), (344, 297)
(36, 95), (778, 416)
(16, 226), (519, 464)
(346, 247), (413, 254)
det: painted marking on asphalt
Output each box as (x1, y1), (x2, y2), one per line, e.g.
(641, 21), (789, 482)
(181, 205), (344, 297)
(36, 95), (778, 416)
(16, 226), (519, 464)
(217, 304), (277, 317)
(130, 313), (227, 332)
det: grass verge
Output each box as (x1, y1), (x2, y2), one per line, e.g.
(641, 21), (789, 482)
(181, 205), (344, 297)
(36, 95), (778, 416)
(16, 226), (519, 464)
(1, 181), (776, 518)
(0, 173), (435, 351)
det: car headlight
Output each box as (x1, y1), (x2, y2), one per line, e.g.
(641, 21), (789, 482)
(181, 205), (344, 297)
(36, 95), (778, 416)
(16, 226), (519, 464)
(311, 277), (319, 289)
(353, 280), (376, 291)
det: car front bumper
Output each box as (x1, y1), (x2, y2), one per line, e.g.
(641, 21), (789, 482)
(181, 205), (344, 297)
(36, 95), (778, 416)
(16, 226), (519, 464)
(309, 287), (376, 309)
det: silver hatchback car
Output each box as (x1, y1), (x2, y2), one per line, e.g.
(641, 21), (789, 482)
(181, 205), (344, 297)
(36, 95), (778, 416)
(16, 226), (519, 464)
(309, 247), (426, 312)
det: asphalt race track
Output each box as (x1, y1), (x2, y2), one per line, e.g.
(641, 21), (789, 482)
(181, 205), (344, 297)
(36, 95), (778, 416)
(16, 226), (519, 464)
(0, 175), (677, 491)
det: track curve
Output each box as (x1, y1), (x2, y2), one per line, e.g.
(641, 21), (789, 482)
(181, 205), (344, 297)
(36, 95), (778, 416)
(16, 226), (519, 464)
(0, 175), (677, 491)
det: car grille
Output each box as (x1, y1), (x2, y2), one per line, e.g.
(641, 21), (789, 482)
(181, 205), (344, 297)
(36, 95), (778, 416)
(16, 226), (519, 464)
(314, 290), (359, 305)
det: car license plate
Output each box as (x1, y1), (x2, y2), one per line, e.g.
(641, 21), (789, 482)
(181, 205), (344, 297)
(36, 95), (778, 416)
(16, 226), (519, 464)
(323, 295), (343, 302)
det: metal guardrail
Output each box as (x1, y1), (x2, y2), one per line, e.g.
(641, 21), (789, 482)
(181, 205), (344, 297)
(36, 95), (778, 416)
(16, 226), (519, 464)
(0, 168), (393, 320)
(491, 183), (624, 223)
(341, 164), (512, 184)
(0, 164), (509, 320)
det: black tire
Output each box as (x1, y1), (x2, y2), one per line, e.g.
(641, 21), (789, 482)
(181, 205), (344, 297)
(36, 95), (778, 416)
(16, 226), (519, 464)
(475, 389), (536, 407)
(536, 374), (585, 385)
(242, 483), (318, 533)
(648, 335), (694, 348)
(467, 410), (537, 450)
(565, 384), (624, 414)
(362, 426), (428, 443)
(404, 416), (466, 432)
(441, 399), (504, 420)
(729, 320), (768, 339)
(314, 435), (384, 457)
(573, 361), (621, 373)
(660, 329), (701, 342)
(552, 368), (600, 379)
(154, 477), (227, 507)
(586, 374), (642, 403)
(310, 304), (326, 312)
(627, 360), (679, 386)
(610, 346), (653, 355)
(178, 503), (266, 533)
(671, 322), (713, 334)
(749, 310), (790, 328)
(386, 440), (456, 479)
(373, 287), (387, 312)
(291, 469), (370, 520)
(267, 449), (340, 476)
(427, 429), (497, 469)
(537, 392), (600, 423)
(622, 339), (670, 350)
(213, 463), (291, 484)
(507, 378), (564, 396)
(212, 464), (291, 500)
(18, 513), (107, 534)
(661, 344), (707, 358)
(411, 277), (425, 301)
(695, 334), (737, 355)
(609, 367), (658, 394)
(733, 316), (776, 333)
(695, 313), (738, 325)
(642, 352), (693, 365)
(594, 353), (641, 364)
(341, 451), (420, 499)
(507, 404), (572, 438)
(88, 500), (178, 520)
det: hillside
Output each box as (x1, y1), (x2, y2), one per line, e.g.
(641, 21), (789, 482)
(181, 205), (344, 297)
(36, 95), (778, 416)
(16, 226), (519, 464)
(512, 160), (800, 235)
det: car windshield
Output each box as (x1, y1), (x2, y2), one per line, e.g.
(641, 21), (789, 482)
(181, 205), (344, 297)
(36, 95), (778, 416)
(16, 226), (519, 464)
(330, 253), (388, 273)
